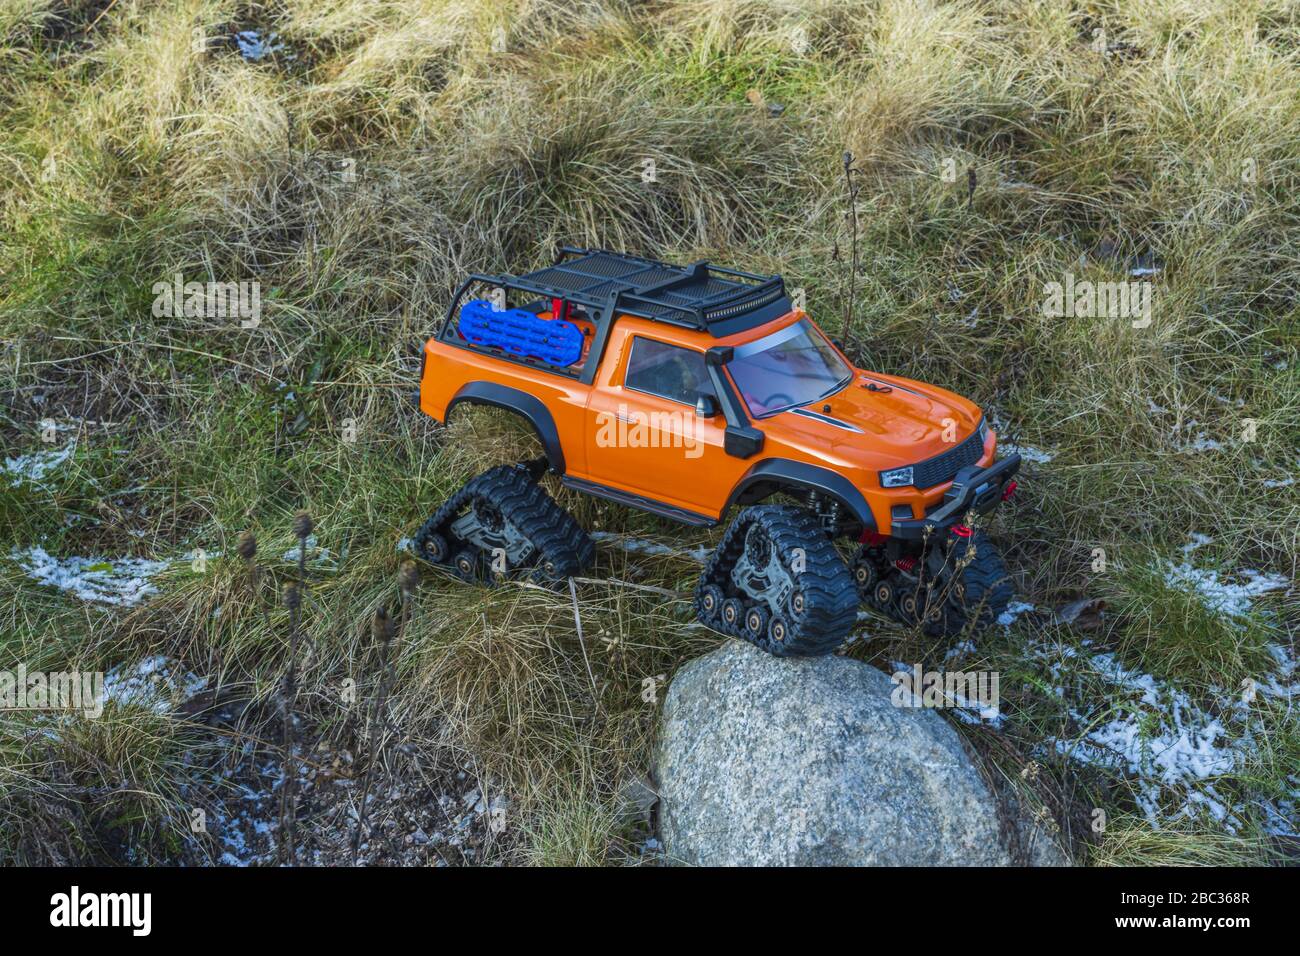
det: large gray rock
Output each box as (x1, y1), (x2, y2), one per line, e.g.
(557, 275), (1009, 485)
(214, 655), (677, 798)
(656, 640), (1068, 866)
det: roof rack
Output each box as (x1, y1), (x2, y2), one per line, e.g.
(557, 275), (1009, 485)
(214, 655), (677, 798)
(507, 247), (792, 337)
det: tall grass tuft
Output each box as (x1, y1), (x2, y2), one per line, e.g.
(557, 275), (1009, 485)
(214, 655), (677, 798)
(351, 606), (395, 865)
(351, 560), (418, 865)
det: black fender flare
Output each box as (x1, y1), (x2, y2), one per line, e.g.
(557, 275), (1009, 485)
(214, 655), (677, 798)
(723, 458), (876, 530)
(445, 382), (565, 474)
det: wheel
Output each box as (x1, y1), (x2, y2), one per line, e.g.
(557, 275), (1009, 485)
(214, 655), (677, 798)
(852, 558), (877, 597)
(872, 577), (895, 610)
(696, 584), (724, 623)
(743, 604), (770, 641)
(896, 589), (920, 624)
(411, 464), (594, 585)
(721, 598), (745, 634)
(530, 556), (564, 585)
(768, 614), (790, 646)
(417, 531), (449, 564)
(696, 505), (857, 657)
(452, 548), (480, 581)
(786, 589), (807, 621)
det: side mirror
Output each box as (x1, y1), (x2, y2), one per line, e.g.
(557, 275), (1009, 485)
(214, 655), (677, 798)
(695, 392), (719, 418)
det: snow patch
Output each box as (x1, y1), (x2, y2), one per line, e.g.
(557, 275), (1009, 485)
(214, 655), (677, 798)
(1050, 650), (1238, 829)
(1257, 643), (1300, 700)
(997, 600), (1036, 627)
(590, 531), (711, 564)
(998, 440), (1053, 464)
(10, 546), (170, 607)
(1184, 433), (1224, 453)
(281, 534), (336, 567)
(944, 639), (977, 662)
(1042, 641), (1298, 835)
(4, 441), (74, 488)
(103, 655), (207, 714)
(1162, 561), (1288, 618)
(986, 415), (1054, 464)
(235, 30), (286, 62)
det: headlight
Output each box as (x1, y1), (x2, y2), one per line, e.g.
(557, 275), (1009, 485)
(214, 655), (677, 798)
(880, 465), (914, 488)
(979, 418), (990, 441)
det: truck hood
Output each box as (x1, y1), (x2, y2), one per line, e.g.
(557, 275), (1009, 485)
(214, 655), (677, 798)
(771, 371), (983, 469)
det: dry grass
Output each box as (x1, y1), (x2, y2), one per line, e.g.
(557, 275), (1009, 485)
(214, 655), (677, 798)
(1, 0), (1296, 865)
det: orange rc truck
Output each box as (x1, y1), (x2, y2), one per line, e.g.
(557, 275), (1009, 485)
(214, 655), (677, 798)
(414, 248), (1021, 656)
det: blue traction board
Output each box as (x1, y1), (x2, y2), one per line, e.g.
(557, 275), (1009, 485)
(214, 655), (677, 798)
(457, 299), (584, 367)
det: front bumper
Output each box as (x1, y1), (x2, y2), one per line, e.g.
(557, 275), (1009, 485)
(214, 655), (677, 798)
(890, 454), (1021, 540)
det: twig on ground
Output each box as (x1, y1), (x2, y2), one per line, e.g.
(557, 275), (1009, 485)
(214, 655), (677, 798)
(277, 510), (313, 866)
(840, 151), (861, 342)
(351, 606), (395, 865)
(569, 577), (600, 710)
(278, 579), (301, 866)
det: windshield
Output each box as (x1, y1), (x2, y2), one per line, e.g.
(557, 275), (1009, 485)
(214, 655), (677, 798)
(727, 320), (852, 417)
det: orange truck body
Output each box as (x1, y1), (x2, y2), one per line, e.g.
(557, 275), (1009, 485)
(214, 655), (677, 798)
(418, 250), (1003, 537)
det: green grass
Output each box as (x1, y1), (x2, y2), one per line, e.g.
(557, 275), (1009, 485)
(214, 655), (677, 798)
(1, 0), (1297, 865)
(1111, 554), (1279, 689)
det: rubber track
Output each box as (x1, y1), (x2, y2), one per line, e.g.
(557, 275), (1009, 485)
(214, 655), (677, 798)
(857, 529), (1012, 637)
(933, 529), (1013, 634)
(413, 465), (594, 582)
(697, 505), (858, 657)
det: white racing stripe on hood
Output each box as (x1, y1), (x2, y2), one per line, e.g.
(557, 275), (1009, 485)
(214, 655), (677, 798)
(788, 407), (864, 432)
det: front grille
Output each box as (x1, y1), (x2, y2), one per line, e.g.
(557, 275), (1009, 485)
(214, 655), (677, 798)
(912, 422), (986, 488)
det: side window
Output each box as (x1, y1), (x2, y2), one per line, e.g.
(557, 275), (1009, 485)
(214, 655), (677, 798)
(625, 338), (712, 405)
